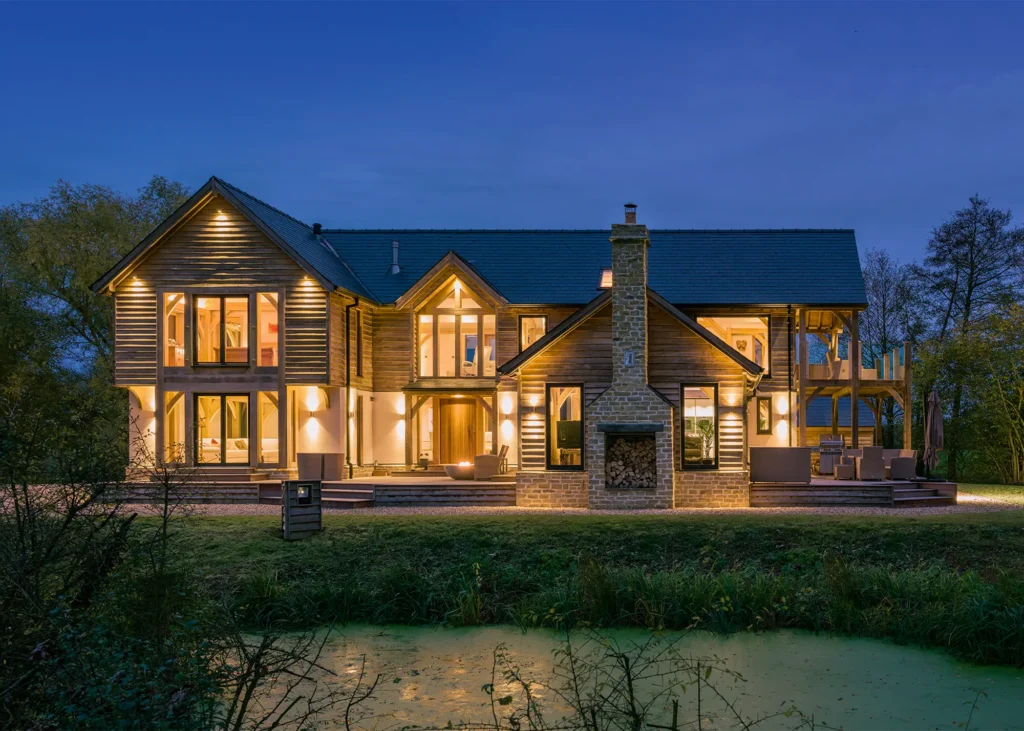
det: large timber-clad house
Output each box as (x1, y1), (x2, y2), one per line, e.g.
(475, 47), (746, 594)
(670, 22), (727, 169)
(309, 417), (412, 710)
(92, 177), (913, 508)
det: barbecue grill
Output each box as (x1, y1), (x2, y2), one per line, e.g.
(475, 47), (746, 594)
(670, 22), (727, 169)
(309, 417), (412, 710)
(818, 434), (846, 475)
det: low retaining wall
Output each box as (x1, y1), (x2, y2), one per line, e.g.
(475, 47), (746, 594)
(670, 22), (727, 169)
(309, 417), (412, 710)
(516, 471), (589, 508)
(674, 470), (750, 508)
(116, 483), (261, 504)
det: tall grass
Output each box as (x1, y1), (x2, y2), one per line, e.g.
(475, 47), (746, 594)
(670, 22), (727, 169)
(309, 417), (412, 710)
(230, 557), (1024, 666)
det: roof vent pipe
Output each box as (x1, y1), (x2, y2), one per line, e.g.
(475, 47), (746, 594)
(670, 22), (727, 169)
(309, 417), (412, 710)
(312, 222), (322, 235)
(390, 240), (401, 274)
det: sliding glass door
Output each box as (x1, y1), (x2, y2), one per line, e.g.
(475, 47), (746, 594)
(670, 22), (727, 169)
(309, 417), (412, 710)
(195, 394), (250, 465)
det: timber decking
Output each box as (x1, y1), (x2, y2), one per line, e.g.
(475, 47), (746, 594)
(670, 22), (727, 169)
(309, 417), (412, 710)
(749, 479), (957, 508)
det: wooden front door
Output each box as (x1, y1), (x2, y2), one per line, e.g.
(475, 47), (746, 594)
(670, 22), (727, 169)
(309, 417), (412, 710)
(439, 398), (477, 464)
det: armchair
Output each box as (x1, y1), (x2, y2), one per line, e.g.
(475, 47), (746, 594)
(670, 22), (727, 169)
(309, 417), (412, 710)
(855, 446), (885, 481)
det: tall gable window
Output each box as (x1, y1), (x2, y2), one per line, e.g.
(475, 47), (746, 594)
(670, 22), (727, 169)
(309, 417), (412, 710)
(417, 278), (495, 378)
(681, 383), (718, 469)
(163, 293), (185, 366)
(696, 315), (770, 375)
(257, 293), (279, 366)
(195, 296), (248, 364)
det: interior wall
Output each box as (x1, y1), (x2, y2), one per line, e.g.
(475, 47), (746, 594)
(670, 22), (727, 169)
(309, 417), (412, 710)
(127, 386), (156, 467)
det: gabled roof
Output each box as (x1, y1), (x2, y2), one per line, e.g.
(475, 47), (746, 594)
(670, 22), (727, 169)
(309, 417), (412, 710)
(322, 229), (866, 307)
(394, 250), (508, 309)
(497, 289), (763, 378)
(91, 177), (374, 300)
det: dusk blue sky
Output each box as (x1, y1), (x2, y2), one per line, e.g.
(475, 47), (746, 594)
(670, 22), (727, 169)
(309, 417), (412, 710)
(2, 1), (1022, 262)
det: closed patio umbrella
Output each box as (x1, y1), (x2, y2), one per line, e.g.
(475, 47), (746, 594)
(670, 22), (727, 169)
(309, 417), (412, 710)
(924, 390), (944, 475)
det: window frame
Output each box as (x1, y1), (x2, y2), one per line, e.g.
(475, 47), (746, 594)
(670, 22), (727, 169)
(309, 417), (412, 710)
(680, 382), (719, 471)
(416, 278), (495, 379)
(192, 294), (250, 366)
(545, 382), (585, 471)
(756, 396), (772, 435)
(518, 314), (548, 353)
(194, 392), (251, 466)
(695, 313), (772, 379)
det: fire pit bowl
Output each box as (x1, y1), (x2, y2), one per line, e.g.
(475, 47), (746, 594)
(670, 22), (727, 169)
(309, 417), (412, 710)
(443, 462), (475, 481)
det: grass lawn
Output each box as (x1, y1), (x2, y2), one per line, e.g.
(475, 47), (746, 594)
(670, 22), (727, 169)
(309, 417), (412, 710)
(961, 482), (1024, 505)
(173, 508), (1024, 665)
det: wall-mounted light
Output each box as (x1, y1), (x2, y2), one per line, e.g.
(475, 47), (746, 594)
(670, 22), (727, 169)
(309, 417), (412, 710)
(396, 394), (406, 416)
(501, 419), (514, 440)
(775, 394), (789, 415)
(501, 395), (514, 416)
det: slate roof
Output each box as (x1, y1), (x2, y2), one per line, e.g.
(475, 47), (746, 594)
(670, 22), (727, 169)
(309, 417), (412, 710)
(321, 229), (866, 307)
(805, 396), (876, 428)
(214, 179), (374, 299)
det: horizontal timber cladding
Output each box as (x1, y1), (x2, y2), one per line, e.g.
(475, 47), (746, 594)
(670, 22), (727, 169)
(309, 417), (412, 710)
(497, 306), (578, 365)
(114, 284), (157, 384)
(647, 303), (750, 470)
(372, 307), (413, 392)
(117, 196), (331, 384)
(285, 283), (328, 383)
(328, 294), (374, 388)
(518, 304), (613, 471)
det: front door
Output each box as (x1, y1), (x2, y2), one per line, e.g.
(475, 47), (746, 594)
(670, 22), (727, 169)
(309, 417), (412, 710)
(439, 398), (477, 464)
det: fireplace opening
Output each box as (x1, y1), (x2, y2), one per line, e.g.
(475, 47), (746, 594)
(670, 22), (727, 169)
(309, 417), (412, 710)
(605, 433), (657, 489)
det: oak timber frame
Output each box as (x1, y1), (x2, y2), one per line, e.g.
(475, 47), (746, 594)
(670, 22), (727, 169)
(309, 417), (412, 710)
(794, 307), (912, 449)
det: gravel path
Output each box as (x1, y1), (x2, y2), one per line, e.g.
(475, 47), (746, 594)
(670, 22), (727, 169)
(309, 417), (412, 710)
(137, 491), (1022, 518)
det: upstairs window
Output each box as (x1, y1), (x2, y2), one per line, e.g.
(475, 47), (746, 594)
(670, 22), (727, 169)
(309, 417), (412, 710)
(195, 295), (248, 365)
(519, 315), (547, 352)
(163, 293), (185, 366)
(696, 315), (770, 375)
(417, 277), (495, 378)
(599, 268), (613, 289)
(257, 293), (279, 367)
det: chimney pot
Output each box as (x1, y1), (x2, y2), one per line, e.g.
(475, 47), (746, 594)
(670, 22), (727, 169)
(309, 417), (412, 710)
(312, 222), (322, 235)
(390, 240), (401, 274)
(624, 203), (637, 224)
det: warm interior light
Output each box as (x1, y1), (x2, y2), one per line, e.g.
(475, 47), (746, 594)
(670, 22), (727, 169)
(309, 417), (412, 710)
(501, 395), (513, 415)
(599, 268), (613, 288)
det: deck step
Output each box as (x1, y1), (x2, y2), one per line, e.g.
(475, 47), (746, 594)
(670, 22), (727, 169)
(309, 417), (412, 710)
(893, 494), (956, 507)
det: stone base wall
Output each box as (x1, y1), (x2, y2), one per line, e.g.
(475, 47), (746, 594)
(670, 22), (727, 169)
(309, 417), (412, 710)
(516, 471), (589, 508)
(349, 465), (376, 479)
(673, 470), (750, 508)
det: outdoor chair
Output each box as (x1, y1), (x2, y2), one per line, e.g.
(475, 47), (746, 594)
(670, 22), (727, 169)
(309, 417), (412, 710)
(835, 448), (862, 481)
(855, 446), (886, 480)
(885, 449), (917, 480)
(473, 453), (502, 480)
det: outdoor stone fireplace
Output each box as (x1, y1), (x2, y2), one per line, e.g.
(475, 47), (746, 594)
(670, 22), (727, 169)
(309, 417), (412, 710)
(603, 428), (659, 489)
(584, 209), (676, 509)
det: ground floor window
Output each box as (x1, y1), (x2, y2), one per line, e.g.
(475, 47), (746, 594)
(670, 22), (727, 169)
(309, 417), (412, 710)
(196, 393), (249, 464)
(164, 391), (185, 462)
(682, 384), (718, 469)
(258, 392), (279, 465)
(756, 396), (772, 435)
(547, 384), (583, 469)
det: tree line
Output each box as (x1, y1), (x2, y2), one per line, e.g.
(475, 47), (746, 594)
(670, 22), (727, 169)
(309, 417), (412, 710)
(860, 196), (1024, 483)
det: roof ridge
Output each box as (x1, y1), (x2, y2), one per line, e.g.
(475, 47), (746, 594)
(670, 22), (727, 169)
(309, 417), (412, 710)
(321, 228), (855, 234)
(213, 177), (315, 233)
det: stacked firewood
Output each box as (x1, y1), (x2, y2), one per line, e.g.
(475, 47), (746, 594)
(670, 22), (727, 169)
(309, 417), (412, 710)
(606, 436), (657, 489)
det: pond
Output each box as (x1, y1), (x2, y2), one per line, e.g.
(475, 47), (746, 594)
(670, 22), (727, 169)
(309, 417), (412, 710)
(309, 625), (1023, 729)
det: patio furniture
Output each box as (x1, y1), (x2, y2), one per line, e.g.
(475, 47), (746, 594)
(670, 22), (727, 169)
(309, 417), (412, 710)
(855, 446), (885, 481)
(443, 463), (475, 480)
(834, 463), (856, 480)
(473, 453), (501, 480)
(883, 449), (917, 480)
(496, 444), (509, 473)
(749, 447), (811, 484)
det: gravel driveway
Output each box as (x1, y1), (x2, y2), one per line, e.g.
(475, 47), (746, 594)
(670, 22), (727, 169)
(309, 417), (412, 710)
(136, 490), (1021, 518)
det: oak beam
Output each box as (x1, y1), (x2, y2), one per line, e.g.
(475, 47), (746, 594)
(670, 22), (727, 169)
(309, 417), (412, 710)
(850, 311), (860, 448)
(798, 308), (808, 447)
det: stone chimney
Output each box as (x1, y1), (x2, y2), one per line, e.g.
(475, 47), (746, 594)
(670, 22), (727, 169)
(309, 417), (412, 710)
(609, 203), (650, 388)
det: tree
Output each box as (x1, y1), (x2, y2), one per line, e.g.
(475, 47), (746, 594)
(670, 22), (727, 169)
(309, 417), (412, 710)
(859, 248), (923, 447)
(0, 177), (188, 371)
(913, 196), (1024, 479)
